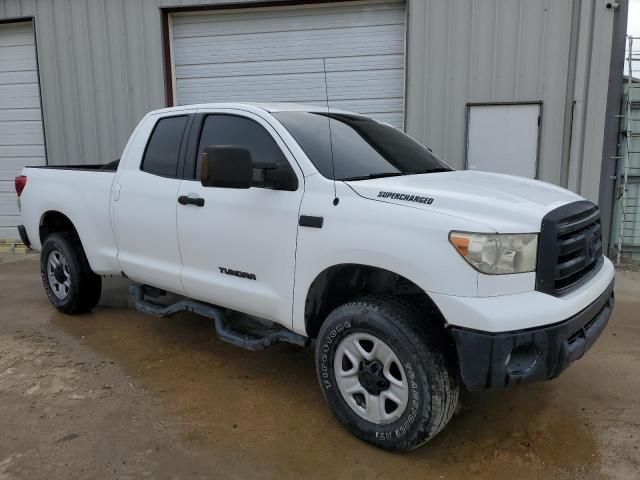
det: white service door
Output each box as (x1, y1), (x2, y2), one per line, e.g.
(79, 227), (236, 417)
(0, 22), (45, 239)
(170, 1), (406, 127)
(467, 104), (540, 178)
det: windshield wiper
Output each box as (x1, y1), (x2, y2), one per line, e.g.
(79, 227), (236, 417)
(340, 172), (405, 181)
(340, 168), (450, 181)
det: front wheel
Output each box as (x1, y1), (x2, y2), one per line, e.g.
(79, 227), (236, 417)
(315, 296), (459, 451)
(40, 232), (102, 314)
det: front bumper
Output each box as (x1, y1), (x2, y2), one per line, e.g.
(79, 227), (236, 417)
(450, 279), (614, 391)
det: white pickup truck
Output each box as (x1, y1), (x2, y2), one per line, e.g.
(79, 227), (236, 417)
(16, 103), (614, 451)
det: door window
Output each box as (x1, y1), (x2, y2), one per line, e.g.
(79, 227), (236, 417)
(141, 115), (189, 177)
(196, 114), (294, 188)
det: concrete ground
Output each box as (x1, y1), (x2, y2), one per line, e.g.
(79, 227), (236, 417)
(0, 253), (638, 480)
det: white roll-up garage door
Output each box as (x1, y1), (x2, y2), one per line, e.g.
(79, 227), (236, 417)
(170, 1), (406, 127)
(0, 22), (45, 240)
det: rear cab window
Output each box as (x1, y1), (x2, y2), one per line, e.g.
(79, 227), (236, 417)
(141, 115), (189, 177)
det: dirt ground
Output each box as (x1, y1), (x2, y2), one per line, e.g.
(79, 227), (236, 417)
(0, 253), (638, 480)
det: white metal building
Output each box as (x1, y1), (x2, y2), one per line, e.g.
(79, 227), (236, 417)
(0, 0), (629, 252)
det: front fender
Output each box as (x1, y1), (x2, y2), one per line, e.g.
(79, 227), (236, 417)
(292, 179), (487, 335)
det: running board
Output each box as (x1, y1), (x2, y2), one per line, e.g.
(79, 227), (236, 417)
(129, 285), (309, 351)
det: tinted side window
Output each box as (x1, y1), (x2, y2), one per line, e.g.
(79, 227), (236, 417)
(196, 115), (290, 183)
(141, 116), (189, 177)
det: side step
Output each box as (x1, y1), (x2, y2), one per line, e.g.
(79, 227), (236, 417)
(129, 285), (309, 351)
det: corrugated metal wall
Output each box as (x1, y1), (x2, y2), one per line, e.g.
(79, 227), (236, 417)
(405, 0), (616, 203)
(0, 0), (618, 206)
(406, 0), (573, 185)
(0, 0), (166, 165)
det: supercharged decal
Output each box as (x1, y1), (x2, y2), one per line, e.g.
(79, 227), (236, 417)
(378, 191), (434, 205)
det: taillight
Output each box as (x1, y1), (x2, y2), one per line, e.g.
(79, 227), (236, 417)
(15, 175), (27, 197)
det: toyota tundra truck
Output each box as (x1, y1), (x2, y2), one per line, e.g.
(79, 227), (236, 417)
(15, 103), (615, 451)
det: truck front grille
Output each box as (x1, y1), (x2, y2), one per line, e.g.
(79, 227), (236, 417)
(536, 201), (603, 296)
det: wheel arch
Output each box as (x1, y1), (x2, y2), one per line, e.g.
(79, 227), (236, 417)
(39, 210), (80, 244)
(304, 263), (449, 339)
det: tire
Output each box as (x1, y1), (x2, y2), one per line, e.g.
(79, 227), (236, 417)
(315, 295), (459, 451)
(40, 232), (102, 314)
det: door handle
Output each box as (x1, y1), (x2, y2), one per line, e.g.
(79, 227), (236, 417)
(299, 215), (323, 228)
(178, 195), (205, 207)
(112, 183), (121, 202)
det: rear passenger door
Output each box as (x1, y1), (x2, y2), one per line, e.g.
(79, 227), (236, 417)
(176, 110), (304, 327)
(112, 113), (192, 294)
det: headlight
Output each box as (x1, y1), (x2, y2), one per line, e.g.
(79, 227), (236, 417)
(449, 231), (538, 274)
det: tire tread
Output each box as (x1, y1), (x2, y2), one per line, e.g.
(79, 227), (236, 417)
(40, 232), (102, 314)
(316, 294), (459, 451)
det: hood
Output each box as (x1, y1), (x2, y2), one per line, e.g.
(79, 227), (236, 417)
(345, 170), (584, 232)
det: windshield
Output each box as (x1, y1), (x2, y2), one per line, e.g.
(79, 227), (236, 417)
(273, 111), (452, 181)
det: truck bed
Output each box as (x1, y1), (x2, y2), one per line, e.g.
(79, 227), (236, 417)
(19, 163), (121, 274)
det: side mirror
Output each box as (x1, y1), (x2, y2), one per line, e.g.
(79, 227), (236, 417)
(200, 146), (253, 189)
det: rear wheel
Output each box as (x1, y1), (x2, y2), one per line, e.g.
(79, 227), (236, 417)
(40, 232), (102, 314)
(315, 295), (459, 451)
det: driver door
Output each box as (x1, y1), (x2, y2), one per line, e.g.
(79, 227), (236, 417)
(176, 110), (304, 327)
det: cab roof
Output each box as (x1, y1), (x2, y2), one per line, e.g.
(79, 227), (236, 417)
(148, 102), (354, 116)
